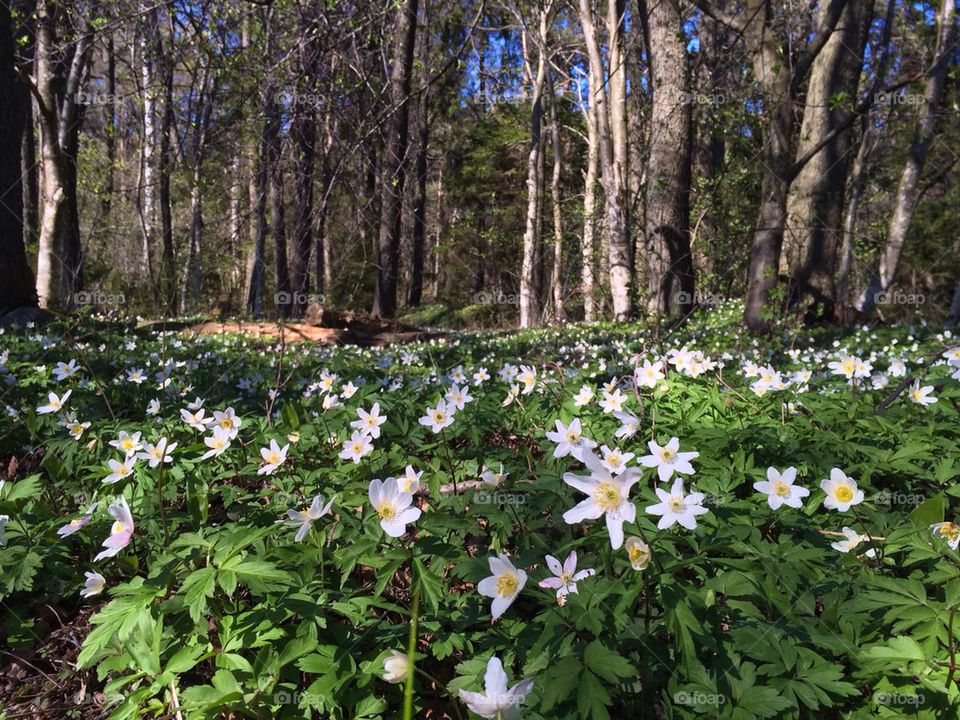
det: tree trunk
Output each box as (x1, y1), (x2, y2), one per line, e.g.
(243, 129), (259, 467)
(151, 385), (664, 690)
(579, 0), (632, 319)
(836, 123), (874, 312)
(267, 85), (289, 317)
(641, 0), (694, 317)
(34, 0), (92, 309)
(0, 0), (37, 314)
(158, 16), (175, 312)
(372, 0), (419, 318)
(548, 76), (565, 321)
(138, 3), (157, 283)
(519, 8), (549, 328)
(859, 0), (956, 312)
(288, 4), (320, 312)
(408, 0), (430, 308)
(581, 92), (599, 321)
(783, 0), (869, 318)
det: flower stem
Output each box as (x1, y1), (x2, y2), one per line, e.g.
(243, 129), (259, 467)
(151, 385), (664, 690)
(402, 584), (420, 720)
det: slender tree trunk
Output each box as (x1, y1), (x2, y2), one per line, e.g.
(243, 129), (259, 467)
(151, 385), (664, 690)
(180, 69), (213, 314)
(641, 0), (694, 317)
(519, 8), (549, 328)
(581, 94), (599, 321)
(158, 17), (175, 312)
(0, 0), (37, 313)
(317, 117), (335, 300)
(138, 3), (157, 282)
(372, 0), (419, 318)
(859, 0), (956, 312)
(548, 76), (564, 320)
(267, 83), (289, 317)
(228, 155), (243, 294)
(579, 0), (632, 319)
(836, 124), (874, 313)
(607, 0), (630, 273)
(409, 0), (430, 307)
(288, 4), (320, 311)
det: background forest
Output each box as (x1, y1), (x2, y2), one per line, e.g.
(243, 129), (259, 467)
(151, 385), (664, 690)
(0, 0), (958, 329)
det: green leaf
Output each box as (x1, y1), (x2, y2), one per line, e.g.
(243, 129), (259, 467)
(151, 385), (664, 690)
(181, 566), (217, 623)
(909, 493), (945, 527)
(583, 640), (634, 684)
(413, 556), (443, 615)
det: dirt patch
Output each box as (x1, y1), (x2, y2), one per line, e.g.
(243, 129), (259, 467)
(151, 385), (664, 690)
(185, 320), (442, 346)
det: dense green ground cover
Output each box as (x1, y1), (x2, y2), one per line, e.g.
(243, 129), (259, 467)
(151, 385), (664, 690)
(1, 307), (959, 719)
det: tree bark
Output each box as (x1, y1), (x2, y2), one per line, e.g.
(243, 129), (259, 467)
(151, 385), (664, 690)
(34, 0), (92, 309)
(641, 0), (694, 317)
(519, 5), (550, 328)
(288, 3), (320, 312)
(783, 0), (870, 318)
(578, 0), (632, 319)
(580, 86), (600, 322)
(548, 75), (565, 321)
(409, 0), (430, 308)
(372, 0), (419, 318)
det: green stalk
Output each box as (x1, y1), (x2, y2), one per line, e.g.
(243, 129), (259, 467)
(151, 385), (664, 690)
(402, 585), (420, 720)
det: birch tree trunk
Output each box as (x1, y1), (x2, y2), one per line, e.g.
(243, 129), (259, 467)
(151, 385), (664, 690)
(519, 5), (550, 328)
(34, 0), (92, 309)
(578, 0), (632, 319)
(548, 76), (564, 321)
(580, 92), (599, 322)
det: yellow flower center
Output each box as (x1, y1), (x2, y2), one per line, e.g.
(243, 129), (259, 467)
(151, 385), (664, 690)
(940, 523), (960, 542)
(267, 452), (280, 464)
(121, 439), (133, 450)
(660, 448), (675, 461)
(377, 502), (397, 521)
(841, 359), (855, 375)
(70, 518), (83, 527)
(667, 497), (685, 513)
(567, 431), (580, 443)
(773, 480), (791, 497)
(834, 485), (854, 503)
(111, 520), (125, 534)
(220, 419), (233, 430)
(433, 411), (445, 423)
(608, 453), (621, 466)
(496, 573), (519, 596)
(560, 572), (572, 585)
(594, 482), (622, 512)
(910, 390), (921, 401)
